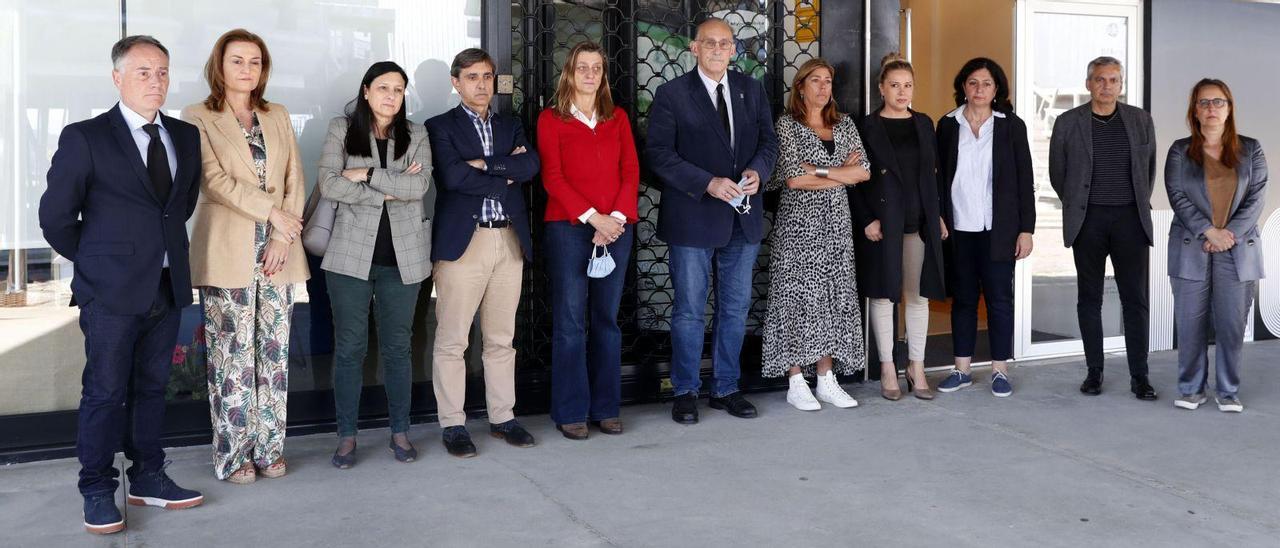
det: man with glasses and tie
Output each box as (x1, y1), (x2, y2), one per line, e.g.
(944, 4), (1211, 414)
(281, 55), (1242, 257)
(40, 35), (204, 535)
(646, 18), (779, 424)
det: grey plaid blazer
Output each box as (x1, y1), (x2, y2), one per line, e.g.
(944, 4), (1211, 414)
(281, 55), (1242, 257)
(317, 117), (433, 283)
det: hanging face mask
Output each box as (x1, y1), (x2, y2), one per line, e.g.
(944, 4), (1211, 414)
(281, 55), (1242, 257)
(729, 175), (751, 214)
(587, 244), (616, 278)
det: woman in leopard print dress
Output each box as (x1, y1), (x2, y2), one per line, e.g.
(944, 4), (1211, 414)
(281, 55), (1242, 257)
(763, 58), (870, 411)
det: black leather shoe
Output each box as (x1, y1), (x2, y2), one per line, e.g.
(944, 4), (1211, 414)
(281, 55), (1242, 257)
(442, 426), (477, 458)
(1080, 370), (1103, 395)
(489, 419), (536, 447)
(709, 392), (758, 418)
(671, 393), (698, 424)
(1131, 376), (1158, 401)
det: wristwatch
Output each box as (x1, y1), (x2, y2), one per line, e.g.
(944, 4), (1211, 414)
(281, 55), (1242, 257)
(366, 167), (375, 182)
(815, 166), (830, 178)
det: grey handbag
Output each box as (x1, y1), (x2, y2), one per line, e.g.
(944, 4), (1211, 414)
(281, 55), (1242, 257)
(301, 187), (337, 256)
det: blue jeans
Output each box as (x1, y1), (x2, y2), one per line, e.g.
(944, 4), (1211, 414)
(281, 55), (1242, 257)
(669, 220), (760, 397)
(545, 221), (633, 424)
(76, 271), (178, 496)
(326, 266), (421, 437)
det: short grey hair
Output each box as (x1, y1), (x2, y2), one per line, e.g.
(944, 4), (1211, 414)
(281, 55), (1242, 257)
(450, 48), (494, 78)
(1086, 56), (1123, 80)
(111, 35), (169, 70)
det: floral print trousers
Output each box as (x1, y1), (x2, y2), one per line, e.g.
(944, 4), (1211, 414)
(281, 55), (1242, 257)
(201, 225), (294, 480)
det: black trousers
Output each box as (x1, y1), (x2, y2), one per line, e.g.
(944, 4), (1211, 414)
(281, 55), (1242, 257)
(951, 230), (1015, 361)
(1072, 205), (1149, 376)
(76, 270), (179, 496)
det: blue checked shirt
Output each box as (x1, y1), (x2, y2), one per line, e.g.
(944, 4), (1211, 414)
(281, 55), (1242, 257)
(461, 104), (507, 222)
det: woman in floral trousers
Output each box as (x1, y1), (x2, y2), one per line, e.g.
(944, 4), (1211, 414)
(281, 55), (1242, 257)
(183, 29), (309, 483)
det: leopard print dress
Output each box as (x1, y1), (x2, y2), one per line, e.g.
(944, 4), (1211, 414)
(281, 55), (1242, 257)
(762, 114), (868, 377)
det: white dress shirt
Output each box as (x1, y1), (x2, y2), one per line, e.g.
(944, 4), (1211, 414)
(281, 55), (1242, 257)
(947, 105), (1004, 232)
(119, 102), (178, 267)
(570, 103), (627, 225)
(697, 67), (734, 150)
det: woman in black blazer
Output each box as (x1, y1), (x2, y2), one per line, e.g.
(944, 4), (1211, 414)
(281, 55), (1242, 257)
(934, 57), (1035, 398)
(854, 54), (948, 401)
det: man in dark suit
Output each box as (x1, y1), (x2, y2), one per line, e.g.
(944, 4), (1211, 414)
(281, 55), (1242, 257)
(39, 36), (204, 535)
(646, 18), (779, 424)
(1048, 57), (1158, 400)
(425, 48), (541, 457)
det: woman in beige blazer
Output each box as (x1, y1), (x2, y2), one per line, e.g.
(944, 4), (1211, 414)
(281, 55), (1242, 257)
(182, 29), (309, 484)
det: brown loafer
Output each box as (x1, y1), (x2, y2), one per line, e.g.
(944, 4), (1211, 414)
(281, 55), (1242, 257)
(592, 418), (624, 435)
(556, 423), (588, 440)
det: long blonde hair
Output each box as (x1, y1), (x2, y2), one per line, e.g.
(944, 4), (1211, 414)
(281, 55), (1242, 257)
(552, 41), (615, 122)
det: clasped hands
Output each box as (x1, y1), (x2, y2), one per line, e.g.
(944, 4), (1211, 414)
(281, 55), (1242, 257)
(1203, 227), (1237, 253)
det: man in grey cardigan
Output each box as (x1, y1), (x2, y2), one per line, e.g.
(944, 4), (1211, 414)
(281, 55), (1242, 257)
(1048, 56), (1158, 400)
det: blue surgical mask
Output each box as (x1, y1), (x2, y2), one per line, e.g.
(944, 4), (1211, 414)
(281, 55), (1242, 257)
(587, 245), (616, 278)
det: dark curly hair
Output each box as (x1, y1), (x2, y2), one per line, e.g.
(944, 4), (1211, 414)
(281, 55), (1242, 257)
(952, 57), (1012, 113)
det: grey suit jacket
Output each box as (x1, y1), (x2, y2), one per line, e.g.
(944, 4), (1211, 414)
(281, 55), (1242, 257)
(318, 117), (433, 283)
(1048, 102), (1157, 246)
(1164, 136), (1268, 282)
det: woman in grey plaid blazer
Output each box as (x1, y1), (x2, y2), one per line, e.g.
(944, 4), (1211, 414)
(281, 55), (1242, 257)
(317, 61), (431, 468)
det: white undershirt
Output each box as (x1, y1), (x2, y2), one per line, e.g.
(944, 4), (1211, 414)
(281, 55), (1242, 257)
(947, 105), (1004, 232)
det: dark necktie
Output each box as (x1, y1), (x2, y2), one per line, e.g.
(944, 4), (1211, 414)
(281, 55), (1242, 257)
(716, 83), (730, 145)
(142, 123), (172, 204)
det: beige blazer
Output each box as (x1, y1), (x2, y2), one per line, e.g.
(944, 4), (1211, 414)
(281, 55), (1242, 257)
(182, 101), (310, 288)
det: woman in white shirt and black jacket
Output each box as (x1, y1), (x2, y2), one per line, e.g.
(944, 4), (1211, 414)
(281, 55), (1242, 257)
(934, 57), (1035, 397)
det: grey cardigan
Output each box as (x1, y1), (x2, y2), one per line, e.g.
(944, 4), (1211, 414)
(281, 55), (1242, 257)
(1048, 102), (1157, 247)
(1164, 136), (1268, 282)
(318, 117), (433, 283)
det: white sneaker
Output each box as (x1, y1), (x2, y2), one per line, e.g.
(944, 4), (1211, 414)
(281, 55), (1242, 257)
(815, 371), (858, 408)
(786, 374), (821, 411)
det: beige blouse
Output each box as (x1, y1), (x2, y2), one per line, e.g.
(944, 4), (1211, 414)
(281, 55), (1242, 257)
(1203, 154), (1237, 228)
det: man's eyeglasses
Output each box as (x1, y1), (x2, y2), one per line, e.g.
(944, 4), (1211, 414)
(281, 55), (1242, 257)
(698, 39), (735, 51)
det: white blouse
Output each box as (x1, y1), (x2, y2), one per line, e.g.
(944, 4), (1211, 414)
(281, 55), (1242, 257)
(947, 105), (1004, 232)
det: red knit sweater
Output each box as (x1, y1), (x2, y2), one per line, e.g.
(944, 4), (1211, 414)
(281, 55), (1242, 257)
(536, 106), (640, 224)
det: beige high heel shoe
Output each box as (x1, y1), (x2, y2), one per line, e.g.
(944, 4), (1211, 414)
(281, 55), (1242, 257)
(880, 362), (903, 401)
(906, 362), (934, 400)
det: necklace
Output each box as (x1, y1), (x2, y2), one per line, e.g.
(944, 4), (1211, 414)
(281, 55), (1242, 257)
(1091, 112), (1116, 125)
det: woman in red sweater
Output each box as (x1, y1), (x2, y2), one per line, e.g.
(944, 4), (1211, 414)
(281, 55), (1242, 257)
(537, 41), (640, 440)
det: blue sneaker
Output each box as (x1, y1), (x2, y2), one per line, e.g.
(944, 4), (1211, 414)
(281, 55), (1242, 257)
(83, 493), (124, 535)
(126, 463), (204, 510)
(936, 370), (973, 393)
(991, 371), (1013, 397)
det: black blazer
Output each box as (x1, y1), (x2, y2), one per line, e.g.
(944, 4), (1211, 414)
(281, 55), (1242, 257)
(425, 105), (540, 262)
(853, 110), (946, 301)
(39, 104), (201, 314)
(936, 108), (1036, 262)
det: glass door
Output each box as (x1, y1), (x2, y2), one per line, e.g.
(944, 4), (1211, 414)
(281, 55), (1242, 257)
(1013, 0), (1143, 359)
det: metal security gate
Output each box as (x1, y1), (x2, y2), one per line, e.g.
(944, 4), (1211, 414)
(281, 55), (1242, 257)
(504, 0), (824, 402)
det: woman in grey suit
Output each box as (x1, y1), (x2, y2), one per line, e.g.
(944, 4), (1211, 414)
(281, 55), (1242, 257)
(1166, 78), (1267, 413)
(318, 61), (432, 466)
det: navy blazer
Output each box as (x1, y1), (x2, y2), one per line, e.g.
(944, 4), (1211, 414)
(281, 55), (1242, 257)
(646, 70), (779, 247)
(937, 108), (1036, 262)
(39, 104), (201, 315)
(425, 105), (540, 262)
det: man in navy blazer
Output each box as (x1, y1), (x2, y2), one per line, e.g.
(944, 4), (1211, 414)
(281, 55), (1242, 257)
(646, 18), (779, 424)
(425, 48), (540, 457)
(38, 36), (203, 535)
